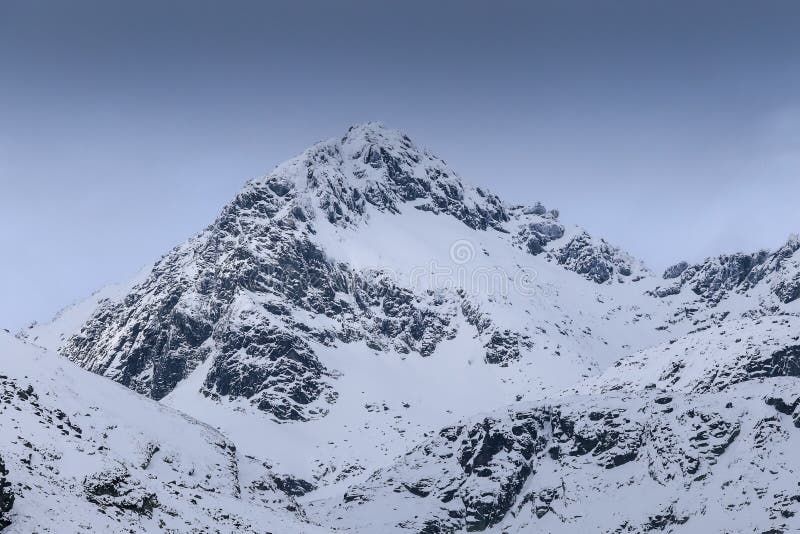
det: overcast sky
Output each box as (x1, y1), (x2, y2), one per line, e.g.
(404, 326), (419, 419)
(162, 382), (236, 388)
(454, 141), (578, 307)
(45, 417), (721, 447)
(2, 0), (800, 330)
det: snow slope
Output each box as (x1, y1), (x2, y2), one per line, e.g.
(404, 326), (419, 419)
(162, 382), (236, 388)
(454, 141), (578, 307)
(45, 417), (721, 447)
(0, 332), (322, 533)
(319, 380), (800, 533)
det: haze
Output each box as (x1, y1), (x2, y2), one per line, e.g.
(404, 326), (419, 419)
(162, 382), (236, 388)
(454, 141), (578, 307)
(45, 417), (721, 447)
(2, 0), (799, 330)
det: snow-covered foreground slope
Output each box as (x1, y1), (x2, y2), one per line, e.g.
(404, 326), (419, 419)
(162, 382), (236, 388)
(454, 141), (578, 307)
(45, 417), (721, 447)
(0, 332), (321, 533)
(313, 314), (800, 533)
(9, 122), (800, 532)
(319, 381), (800, 533)
(7, 321), (800, 533)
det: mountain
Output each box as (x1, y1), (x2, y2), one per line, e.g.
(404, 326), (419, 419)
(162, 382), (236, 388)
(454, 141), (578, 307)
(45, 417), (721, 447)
(9, 122), (800, 532)
(54, 122), (653, 421)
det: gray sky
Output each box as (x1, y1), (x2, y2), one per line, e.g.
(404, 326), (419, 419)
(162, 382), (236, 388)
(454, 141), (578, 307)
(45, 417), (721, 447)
(2, 0), (800, 330)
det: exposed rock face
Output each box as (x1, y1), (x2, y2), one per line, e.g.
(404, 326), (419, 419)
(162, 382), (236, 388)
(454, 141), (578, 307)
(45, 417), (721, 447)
(653, 234), (800, 306)
(63, 226), (458, 421)
(84, 467), (159, 517)
(507, 206), (646, 284)
(515, 218), (565, 256)
(766, 393), (800, 428)
(296, 123), (510, 231)
(684, 251), (769, 302)
(312, 314), (800, 533)
(550, 231), (638, 283)
(509, 202), (565, 256)
(459, 297), (531, 366)
(326, 384), (796, 533)
(0, 455), (12, 531)
(663, 261), (689, 279)
(760, 235), (800, 304)
(271, 474), (317, 497)
(60, 126), (479, 421)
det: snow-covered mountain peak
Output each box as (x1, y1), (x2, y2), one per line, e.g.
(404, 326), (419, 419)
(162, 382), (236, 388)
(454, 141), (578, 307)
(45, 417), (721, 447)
(239, 123), (525, 235)
(338, 121), (415, 155)
(43, 123), (658, 433)
(227, 123), (645, 287)
(264, 121), (442, 190)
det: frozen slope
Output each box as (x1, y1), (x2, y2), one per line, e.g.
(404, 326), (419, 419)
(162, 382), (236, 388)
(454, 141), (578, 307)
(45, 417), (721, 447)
(317, 380), (800, 533)
(312, 313), (800, 532)
(0, 332), (322, 533)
